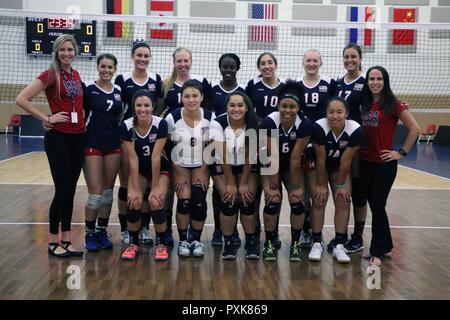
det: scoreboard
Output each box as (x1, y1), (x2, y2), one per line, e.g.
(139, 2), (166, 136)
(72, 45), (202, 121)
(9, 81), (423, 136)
(26, 17), (96, 57)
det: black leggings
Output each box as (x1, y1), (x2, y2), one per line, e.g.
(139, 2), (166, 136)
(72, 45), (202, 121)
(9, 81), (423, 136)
(44, 130), (84, 235)
(359, 160), (397, 257)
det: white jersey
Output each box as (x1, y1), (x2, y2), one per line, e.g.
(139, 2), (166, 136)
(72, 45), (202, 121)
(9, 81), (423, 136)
(165, 107), (215, 167)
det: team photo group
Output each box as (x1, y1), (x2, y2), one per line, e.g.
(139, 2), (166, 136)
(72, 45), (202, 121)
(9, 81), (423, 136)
(15, 33), (420, 269)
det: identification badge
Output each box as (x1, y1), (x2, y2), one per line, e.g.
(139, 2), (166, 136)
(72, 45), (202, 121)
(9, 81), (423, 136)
(71, 112), (78, 124)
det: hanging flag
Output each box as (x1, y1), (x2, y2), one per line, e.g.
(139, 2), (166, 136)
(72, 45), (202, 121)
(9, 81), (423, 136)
(392, 8), (416, 45)
(250, 3), (275, 42)
(149, 0), (174, 40)
(106, 0), (132, 38)
(348, 6), (375, 47)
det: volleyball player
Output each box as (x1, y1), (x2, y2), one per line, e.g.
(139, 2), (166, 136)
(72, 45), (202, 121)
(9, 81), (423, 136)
(120, 90), (170, 261)
(159, 47), (212, 246)
(115, 42), (162, 246)
(259, 80), (311, 262)
(209, 91), (260, 260)
(16, 34), (84, 257)
(165, 80), (214, 258)
(311, 97), (363, 263)
(359, 66), (420, 266)
(297, 49), (337, 250)
(210, 53), (245, 247)
(82, 53), (122, 252)
(335, 44), (367, 253)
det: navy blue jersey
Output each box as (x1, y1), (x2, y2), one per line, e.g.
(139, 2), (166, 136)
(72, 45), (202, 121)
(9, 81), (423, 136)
(114, 71), (162, 121)
(210, 81), (245, 116)
(311, 118), (362, 171)
(164, 75), (212, 115)
(83, 81), (122, 151)
(336, 74), (365, 123)
(260, 112), (312, 170)
(245, 77), (285, 120)
(120, 116), (168, 175)
(165, 107), (214, 167)
(297, 76), (337, 123)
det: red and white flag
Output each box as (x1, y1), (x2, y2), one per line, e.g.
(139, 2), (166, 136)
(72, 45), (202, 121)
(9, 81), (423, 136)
(149, 0), (174, 40)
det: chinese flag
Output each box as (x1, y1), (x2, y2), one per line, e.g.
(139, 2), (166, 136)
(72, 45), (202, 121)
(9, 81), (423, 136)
(392, 8), (416, 45)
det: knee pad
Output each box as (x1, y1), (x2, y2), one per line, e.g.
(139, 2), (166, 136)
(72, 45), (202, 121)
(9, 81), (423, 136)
(177, 199), (191, 215)
(86, 193), (102, 210)
(221, 202), (239, 216)
(290, 202), (305, 215)
(118, 187), (127, 202)
(352, 192), (367, 208)
(264, 202), (281, 215)
(191, 185), (207, 222)
(143, 188), (150, 200)
(240, 202), (255, 216)
(100, 188), (113, 205)
(151, 209), (167, 225)
(127, 208), (141, 223)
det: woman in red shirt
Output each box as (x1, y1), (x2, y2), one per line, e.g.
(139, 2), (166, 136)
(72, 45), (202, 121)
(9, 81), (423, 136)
(359, 66), (420, 266)
(16, 34), (85, 258)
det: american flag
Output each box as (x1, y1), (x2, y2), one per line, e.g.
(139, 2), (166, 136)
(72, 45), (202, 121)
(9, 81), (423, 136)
(251, 3), (275, 42)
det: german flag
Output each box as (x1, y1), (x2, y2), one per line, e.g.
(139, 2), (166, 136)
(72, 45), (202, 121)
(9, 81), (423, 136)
(106, 0), (132, 38)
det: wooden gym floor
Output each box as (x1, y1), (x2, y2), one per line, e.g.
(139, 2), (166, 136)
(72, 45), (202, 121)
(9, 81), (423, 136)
(0, 150), (449, 300)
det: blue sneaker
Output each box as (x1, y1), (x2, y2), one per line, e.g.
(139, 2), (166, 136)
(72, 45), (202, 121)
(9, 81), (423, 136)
(96, 229), (113, 249)
(211, 229), (223, 247)
(165, 227), (174, 247)
(85, 232), (99, 252)
(232, 227), (241, 248)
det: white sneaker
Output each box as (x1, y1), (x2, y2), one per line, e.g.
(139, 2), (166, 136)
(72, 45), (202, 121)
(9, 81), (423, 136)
(308, 242), (324, 262)
(191, 240), (205, 257)
(333, 244), (351, 263)
(121, 230), (130, 245)
(300, 230), (313, 248)
(178, 240), (191, 257)
(139, 228), (154, 245)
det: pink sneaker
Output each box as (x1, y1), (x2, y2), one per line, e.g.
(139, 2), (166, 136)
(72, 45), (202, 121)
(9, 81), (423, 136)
(121, 244), (139, 260)
(154, 244), (169, 261)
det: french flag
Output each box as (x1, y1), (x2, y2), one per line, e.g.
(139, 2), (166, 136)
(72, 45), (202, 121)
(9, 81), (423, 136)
(349, 6), (375, 47)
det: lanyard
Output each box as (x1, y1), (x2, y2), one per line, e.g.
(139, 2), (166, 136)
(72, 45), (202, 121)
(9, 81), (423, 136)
(62, 68), (78, 112)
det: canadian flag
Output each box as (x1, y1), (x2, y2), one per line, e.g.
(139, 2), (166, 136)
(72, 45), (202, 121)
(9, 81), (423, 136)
(150, 0), (174, 40)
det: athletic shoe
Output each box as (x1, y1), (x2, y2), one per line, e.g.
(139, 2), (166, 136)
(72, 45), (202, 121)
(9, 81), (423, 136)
(177, 240), (191, 257)
(121, 244), (139, 260)
(211, 229), (223, 247)
(308, 242), (324, 262)
(333, 244), (351, 263)
(232, 227), (241, 247)
(300, 229), (313, 248)
(85, 232), (99, 252)
(245, 240), (260, 260)
(191, 240), (205, 257)
(272, 233), (282, 250)
(289, 241), (302, 262)
(221, 245), (236, 260)
(120, 230), (130, 245)
(165, 227), (174, 247)
(263, 241), (277, 261)
(343, 235), (364, 253)
(154, 244), (169, 261)
(96, 229), (113, 249)
(327, 237), (337, 253)
(139, 227), (154, 245)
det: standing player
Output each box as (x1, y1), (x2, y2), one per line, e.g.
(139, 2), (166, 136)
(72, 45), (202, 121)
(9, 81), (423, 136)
(259, 80), (311, 262)
(297, 49), (337, 250)
(210, 53), (245, 247)
(165, 80), (214, 258)
(311, 97), (363, 263)
(209, 92), (260, 260)
(16, 34), (84, 257)
(115, 42), (162, 246)
(83, 53), (122, 252)
(120, 90), (170, 261)
(335, 43), (368, 253)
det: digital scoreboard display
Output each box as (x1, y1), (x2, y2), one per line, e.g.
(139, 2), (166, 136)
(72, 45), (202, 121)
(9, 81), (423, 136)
(26, 17), (96, 57)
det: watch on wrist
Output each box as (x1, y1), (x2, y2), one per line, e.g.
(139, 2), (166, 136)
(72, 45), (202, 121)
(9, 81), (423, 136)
(398, 148), (408, 157)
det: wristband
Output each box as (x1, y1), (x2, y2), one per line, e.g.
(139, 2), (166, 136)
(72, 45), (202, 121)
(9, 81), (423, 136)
(47, 116), (51, 125)
(336, 183), (346, 189)
(398, 148), (408, 157)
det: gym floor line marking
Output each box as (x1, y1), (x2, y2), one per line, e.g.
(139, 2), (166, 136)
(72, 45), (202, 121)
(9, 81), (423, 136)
(399, 164), (450, 181)
(0, 151), (36, 163)
(0, 222), (449, 230)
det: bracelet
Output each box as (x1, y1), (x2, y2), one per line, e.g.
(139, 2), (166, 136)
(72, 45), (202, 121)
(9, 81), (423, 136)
(47, 116), (51, 125)
(398, 148), (408, 157)
(336, 182), (346, 189)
